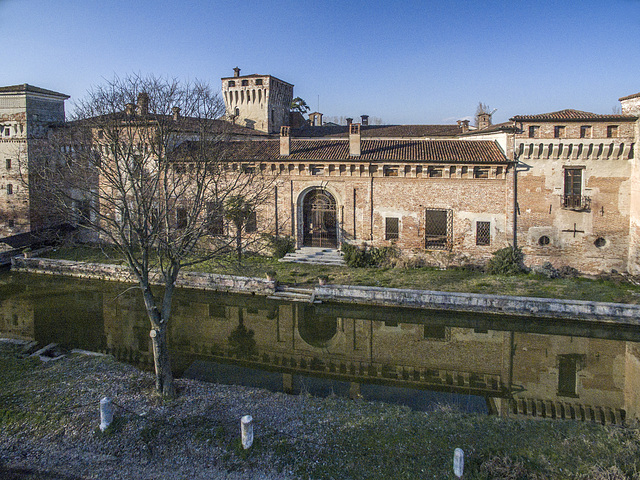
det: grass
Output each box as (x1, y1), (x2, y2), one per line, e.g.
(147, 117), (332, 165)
(42, 245), (640, 304)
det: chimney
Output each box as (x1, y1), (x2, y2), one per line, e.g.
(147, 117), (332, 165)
(349, 123), (361, 157)
(280, 126), (291, 156)
(233, 67), (241, 78)
(125, 103), (135, 116)
(457, 119), (470, 133)
(346, 117), (353, 128)
(137, 92), (149, 115)
(172, 106), (181, 121)
(361, 115), (369, 126)
(477, 113), (492, 130)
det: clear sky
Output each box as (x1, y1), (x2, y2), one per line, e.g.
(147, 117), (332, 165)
(2, 0), (639, 125)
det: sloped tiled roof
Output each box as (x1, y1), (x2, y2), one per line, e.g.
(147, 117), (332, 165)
(510, 109), (636, 121)
(619, 92), (640, 101)
(459, 122), (518, 136)
(69, 113), (268, 137)
(178, 139), (508, 164)
(0, 83), (69, 99)
(292, 124), (463, 138)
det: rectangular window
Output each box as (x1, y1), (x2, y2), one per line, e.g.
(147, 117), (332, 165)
(6, 159), (11, 170)
(228, 80), (235, 87)
(6, 184), (13, 195)
(245, 211), (257, 233)
(558, 355), (581, 397)
(423, 325), (449, 341)
(383, 166), (398, 177)
(255, 79), (263, 86)
(425, 208), (452, 249)
(607, 125), (618, 138)
(427, 166), (443, 178)
(476, 221), (491, 245)
(496, 166), (503, 176)
(528, 126), (539, 138)
(473, 167), (489, 179)
(176, 207), (188, 229)
(563, 168), (583, 208)
(311, 166), (325, 176)
(206, 202), (224, 235)
(580, 125), (592, 138)
(554, 126), (565, 138)
(241, 79), (249, 86)
(449, 166), (456, 177)
(385, 217), (399, 241)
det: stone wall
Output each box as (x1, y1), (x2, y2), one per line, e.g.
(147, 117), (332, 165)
(314, 284), (640, 324)
(11, 257), (276, 295)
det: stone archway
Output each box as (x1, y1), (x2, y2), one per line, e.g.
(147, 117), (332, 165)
(302, 189), (338, 248)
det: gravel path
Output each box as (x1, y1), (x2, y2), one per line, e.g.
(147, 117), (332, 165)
(0, 340), (346, 480)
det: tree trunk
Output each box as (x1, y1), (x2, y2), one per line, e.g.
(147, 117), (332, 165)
(149, 323), (176, 397)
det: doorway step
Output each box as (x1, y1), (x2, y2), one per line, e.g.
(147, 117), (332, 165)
(268, 286), (318, 303)
(279, 247), (345, 266)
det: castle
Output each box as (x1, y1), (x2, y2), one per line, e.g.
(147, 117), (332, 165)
(1, 71), (639, 275)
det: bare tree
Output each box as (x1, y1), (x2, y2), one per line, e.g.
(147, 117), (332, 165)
(29, 75), (275, 396)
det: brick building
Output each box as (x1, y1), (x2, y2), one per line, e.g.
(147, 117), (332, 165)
(1, 75), (639, 275)
(0, 84), (69, 237)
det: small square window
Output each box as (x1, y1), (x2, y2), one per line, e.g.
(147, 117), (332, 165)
(476, 221), (490, 245)
(311, 166), (324, 176)
(245, 211), (257, 233)
(607, 125), (618, 138)
(528, 126), (539, 138)
(228, 80), (236, 87)
(241, 80), (249, 86)
(255, 79), (263, 86)
(580, 125), (591, 138)
(385, 217), (399, 240)
(554, 126), (565, 138)
(473, 167), (489, 179)
(384, 166), (398, 177)
(427, 166), (443, 178)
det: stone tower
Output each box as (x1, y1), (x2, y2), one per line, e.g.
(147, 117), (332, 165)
(221, 67), (294, 134)
(0, 84), (69, 236)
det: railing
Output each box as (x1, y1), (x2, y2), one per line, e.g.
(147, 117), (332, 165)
(562, 194), (591, 211)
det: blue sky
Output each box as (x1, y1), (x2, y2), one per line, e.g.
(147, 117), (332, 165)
(2, 0), (639, 124)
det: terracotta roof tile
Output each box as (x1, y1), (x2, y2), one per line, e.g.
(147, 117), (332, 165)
(510, 109), (636, 121)
(181, 139), (508, 164)
(292, 124), (463, 138)
(619, 92), (640, 101)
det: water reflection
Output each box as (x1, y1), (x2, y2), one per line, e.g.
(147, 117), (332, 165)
(1, 271), (639, 423)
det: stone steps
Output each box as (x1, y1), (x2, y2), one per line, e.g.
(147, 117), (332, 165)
(279, 247), (345, 266)
(268, 286), (318, 303)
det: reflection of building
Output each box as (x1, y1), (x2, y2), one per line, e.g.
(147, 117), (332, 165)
(2, 274), (639, 424)
(103, 287), (640, 425)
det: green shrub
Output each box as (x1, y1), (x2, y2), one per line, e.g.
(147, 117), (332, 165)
(486, 246), (527, 275)
(264, 235), (296, 259)
(341, 243), (397, 268)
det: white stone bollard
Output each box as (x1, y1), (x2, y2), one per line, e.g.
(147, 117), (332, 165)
(453, 448), (464, 478)
(99, 397), (114, 432)
(241, 415), (253, 449)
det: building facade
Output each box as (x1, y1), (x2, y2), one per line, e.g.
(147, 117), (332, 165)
(1, 75), (639, 275)
(0, 84), (69, 237)
(221, 67), (293, 134)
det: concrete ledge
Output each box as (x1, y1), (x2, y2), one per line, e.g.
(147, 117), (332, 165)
(315, 284), (640, 325)
(11, 257), (276, 295)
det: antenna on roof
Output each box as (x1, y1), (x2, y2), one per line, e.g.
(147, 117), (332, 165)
(490, 108), (498, 115)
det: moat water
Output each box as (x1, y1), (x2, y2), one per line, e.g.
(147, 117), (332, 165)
(2, 270), (639, 423)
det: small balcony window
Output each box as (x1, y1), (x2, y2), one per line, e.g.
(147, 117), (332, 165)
(528, 126), (540, 138)
(580, 125), (591, 138)
(607, 125), (618, 138)
(554, 126), (566, 138)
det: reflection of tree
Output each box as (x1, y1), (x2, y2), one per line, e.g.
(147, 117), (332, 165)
(228, 309), (256, 358)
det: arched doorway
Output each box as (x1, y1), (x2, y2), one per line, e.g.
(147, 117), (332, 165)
(302, 189), (337, 248)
